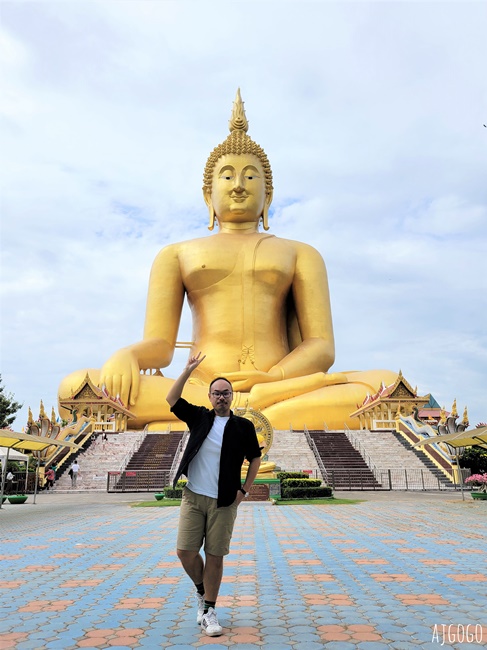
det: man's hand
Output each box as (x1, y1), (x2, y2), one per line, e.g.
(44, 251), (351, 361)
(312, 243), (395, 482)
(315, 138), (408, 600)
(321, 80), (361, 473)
(234, 490), (246, 506)
(99, 349), (141, 407)
(166, 352), (206, 407)
(185, 352), (206, 374)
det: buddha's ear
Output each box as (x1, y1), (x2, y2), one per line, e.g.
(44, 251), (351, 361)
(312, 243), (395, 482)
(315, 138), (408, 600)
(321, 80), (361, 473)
(262, 191), (273, 231)
(204, 188), (215, 230)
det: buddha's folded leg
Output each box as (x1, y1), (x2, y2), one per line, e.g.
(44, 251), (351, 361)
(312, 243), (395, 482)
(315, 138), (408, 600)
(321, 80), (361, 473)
(247, 372), (349, 411)
(260, 369), (398, 430)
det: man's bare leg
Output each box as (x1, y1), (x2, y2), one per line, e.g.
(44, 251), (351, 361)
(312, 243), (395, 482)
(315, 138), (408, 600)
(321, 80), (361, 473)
(203, 553), (223, 602)
(177, 549), (204, 584)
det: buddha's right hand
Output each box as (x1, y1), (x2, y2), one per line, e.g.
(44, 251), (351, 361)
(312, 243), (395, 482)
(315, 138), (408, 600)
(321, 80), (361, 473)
(99, 349), (140, 407)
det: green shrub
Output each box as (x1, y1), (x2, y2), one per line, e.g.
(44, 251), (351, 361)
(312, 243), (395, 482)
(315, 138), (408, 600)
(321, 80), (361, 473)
(281, 478), (322, 489)
(277, 471), (308, 481)
(459, 448), (487, 474)
(163, 480), (186, 499)
(281, 486), (333, 499)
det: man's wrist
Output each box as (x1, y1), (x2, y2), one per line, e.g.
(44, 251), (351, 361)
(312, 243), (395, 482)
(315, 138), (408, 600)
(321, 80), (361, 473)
(240, 486), (249, 497)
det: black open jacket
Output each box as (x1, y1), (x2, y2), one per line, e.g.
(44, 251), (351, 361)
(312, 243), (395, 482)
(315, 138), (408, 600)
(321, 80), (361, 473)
(171, 397), (261, 507)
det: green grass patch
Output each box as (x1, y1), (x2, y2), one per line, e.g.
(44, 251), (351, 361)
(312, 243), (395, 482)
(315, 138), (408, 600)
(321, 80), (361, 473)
(131, 499), (182, 507)
(273, 497), (363, 505)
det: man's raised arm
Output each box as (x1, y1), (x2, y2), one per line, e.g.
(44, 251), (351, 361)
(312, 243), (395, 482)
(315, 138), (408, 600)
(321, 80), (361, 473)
(166, 352), (206, 407)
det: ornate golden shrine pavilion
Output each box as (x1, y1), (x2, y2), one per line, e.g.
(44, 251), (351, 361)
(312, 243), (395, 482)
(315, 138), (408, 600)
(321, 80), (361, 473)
(59, 374), (135, 433)
(349, 371), (431, 430)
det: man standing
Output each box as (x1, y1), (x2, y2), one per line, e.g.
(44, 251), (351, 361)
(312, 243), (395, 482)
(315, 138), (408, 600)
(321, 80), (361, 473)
(166, 353), (261, 637)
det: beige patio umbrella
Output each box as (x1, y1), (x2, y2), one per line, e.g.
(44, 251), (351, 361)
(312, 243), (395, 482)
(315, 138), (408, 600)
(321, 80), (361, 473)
(414, 426), (487, 500)
(0, 430), (80, 507)
(413, 426), (487, 450)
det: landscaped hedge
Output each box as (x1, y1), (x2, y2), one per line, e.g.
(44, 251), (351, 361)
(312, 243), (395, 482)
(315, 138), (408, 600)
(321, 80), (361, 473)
(277, 471), (309, 481)
(163, 480), (186, 499)
(281, 478), (322, 489)
(281, 486), (333, 499)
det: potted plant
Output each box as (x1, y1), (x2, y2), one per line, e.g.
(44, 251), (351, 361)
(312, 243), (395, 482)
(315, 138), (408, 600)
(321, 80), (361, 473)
(7, 494), (28, 504)
(465, 473), (487, 500)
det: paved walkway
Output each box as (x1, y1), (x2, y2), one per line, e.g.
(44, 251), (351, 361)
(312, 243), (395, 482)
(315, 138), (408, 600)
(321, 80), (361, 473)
(0, 491), (486, 649)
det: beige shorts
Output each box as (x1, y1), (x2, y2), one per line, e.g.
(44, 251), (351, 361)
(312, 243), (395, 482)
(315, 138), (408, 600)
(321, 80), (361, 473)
(177, 487), (238, 556)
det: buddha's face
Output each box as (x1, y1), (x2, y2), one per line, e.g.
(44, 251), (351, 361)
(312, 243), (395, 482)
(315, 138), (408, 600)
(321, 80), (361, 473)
(206, 153), (269, 224)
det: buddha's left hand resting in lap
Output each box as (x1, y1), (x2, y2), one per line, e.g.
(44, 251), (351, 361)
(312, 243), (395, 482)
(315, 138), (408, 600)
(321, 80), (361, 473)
(58, 91), (396, 430)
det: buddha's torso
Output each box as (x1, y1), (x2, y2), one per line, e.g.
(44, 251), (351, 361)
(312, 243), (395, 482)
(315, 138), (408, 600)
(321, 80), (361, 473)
(176, 232), (297, 376)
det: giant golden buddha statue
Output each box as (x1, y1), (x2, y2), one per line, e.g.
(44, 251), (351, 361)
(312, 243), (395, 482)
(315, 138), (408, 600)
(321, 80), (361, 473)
(59, 91), (397, 430)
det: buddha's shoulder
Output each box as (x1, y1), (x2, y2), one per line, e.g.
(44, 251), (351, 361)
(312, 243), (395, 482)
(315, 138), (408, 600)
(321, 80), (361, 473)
(152, 235), (322, 258)
(152, 237), (210, 258)
(277, 237), (323, 256)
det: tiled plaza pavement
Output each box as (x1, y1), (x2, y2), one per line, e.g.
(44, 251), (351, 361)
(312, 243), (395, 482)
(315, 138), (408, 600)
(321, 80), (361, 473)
(0, 491), (486, 650)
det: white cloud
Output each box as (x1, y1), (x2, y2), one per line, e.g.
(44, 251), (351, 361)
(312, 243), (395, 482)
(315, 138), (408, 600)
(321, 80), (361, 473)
(1, 1), (486, 430)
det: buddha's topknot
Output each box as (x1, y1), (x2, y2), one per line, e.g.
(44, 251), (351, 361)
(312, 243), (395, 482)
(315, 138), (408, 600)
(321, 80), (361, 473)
(203, 89), (273, 195)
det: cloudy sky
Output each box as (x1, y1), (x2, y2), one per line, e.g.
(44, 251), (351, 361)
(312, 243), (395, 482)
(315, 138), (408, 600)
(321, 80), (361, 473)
(1, 1), (486, 430)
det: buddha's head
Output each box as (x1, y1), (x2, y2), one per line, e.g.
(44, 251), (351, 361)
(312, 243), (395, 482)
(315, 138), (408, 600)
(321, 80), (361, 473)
(203, 90), (273, 230)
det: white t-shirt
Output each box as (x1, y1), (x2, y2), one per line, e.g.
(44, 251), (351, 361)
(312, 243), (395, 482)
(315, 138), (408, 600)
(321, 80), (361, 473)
(187, 416), (229, 498)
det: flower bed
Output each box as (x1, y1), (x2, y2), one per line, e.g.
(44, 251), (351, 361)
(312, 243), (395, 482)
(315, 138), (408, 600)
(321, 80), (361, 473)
(465, 473), (487, 493)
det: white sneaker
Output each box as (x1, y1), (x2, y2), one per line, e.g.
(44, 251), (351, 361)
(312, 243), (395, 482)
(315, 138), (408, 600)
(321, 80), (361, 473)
(201, 607), (222, 637)
(195, 592), (205, 624)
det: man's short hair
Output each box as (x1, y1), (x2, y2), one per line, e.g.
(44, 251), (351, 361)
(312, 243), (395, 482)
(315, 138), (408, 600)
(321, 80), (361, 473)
(209, 377), (233, 392)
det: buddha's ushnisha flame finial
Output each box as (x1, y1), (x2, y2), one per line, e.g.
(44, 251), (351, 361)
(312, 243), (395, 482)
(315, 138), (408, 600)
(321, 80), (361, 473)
(228, 88), (249, 134)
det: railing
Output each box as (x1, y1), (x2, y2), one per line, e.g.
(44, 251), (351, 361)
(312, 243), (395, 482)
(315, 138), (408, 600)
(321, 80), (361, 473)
(105, 466), (473, 493)
(326, 467), (472, 491)
(169, 430), (189, 484)
(303, 426), (329, 484)
(344, 425), (381, 480)
(107, 469), (171, 492)
(117, 430), (147, 472)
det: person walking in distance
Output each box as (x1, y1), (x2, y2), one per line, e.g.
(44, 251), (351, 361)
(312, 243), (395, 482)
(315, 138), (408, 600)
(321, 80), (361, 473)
(70, 461), (80, 488)
(166, 353), (261, 637)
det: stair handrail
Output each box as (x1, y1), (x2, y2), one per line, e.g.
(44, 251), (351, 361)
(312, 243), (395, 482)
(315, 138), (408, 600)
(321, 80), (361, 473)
(303, 425), (329, 484)
(343, 425), (380, 480)
(117, 429), (147, 472)
(169, 429), (189, 484)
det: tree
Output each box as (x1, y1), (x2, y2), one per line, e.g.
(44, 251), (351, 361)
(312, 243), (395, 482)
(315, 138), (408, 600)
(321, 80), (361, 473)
(0, 375), (23, 429)
(459, 447), (487, 474)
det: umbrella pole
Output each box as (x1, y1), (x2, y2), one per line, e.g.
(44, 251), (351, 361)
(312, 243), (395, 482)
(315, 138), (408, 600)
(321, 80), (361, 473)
(24, 456), (29, 494)
(33, 452), (40, 505)
(457, 449), (464, 501)
(0, 447), (10, 510)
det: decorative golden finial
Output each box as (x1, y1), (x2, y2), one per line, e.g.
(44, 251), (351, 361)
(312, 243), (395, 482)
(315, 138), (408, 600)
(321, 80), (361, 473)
(228, 88), (249, 133)
(395, 403), (402, 419)
(462, 406), (469, 426)
(51, 407), (57, 424)
(451, 399), (458, 418)
(203, 90), (273, 216)
(39, 400), (46, 419)
(28, 407), (34, 425)
(439, 407), (447, 425)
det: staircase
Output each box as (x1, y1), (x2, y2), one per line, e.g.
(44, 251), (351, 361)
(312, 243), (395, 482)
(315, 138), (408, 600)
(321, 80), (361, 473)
(267, 429), (321, 475)
(308, 430), (381, 488)
(114, 432), (184, 491)
(391, 431), (453, 487)
(53, 431), (144, 491)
